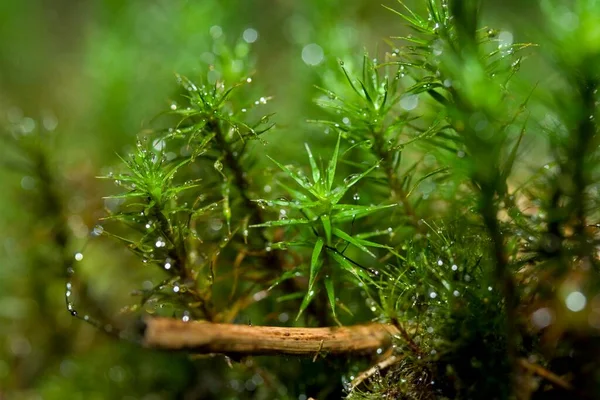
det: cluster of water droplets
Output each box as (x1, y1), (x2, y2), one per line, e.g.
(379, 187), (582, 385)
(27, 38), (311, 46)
(5, 107), (58, 137)
(65, 251), (128, 338)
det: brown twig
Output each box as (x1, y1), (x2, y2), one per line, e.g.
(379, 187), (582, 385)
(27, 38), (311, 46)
(518, 358), (573, 392)
(142, 317), (399, 356)
(350, 354), (403, 391)
(390, 317), (421, 356)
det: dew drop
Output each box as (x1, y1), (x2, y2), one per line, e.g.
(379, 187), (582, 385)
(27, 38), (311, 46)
(565, 291), (586, 312)
(210, 218), (224, 231)
(302, 43), (324, 66)
(91, 225), (104, 236)
(432, 39), (443, 56)
(242, 28), (258, 43)
(278, 313), (289, 322)
(21, 176), (35, 190)
(498, 31), (514, 48)
(531, 307), (553, 328)
(253, 290), (268, 301)
(74, 252), (83, 261)
(343, 173), (360, 185)
(209, 25), (222, 39)
(400, 94), (419, 111)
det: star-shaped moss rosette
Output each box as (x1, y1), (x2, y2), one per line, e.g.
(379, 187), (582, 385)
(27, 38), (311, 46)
(250, 135), (396, 321)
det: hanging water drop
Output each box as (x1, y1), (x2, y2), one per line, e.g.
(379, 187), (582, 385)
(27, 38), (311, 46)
(344, 174), (360, 185)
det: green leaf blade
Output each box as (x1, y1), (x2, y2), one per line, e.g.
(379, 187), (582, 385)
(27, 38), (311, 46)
(332, 227), (376, 258)
(309, 238), (325, 290)
(268, 155), (318, 197)
(327, 134), (341, 192)
(304, 143), (321, 184)
(324, 275), (337, 320)
(249, 218), (312, 228)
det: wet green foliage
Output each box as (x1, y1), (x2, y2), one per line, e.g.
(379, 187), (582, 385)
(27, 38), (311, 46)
(252, 134), (395, 320)
(3, 0), (600, 399)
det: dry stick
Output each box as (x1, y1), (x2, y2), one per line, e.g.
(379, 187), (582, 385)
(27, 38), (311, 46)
(142, 319), (578, 396)
(350, 354), (403, 391)
(517, 358), (573, 392)
(143, 317), (399, 356)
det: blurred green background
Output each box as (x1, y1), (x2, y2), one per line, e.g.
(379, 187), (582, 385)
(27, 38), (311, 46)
(0, 0), (546, 399)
